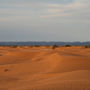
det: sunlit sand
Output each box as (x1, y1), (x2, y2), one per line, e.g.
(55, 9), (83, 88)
(0, 46), (90, 90)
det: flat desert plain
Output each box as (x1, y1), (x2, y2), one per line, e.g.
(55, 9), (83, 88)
(0, 46), (90, 90)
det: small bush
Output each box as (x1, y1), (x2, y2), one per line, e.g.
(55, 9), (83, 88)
(85, 45), (90, 48)
(11, 45), (18, 48)
(65, 44), (71, 47)
(34, 45), (40, 47)
(52, 45), (58, 49)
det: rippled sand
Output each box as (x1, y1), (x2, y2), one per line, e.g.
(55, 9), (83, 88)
(0, 46), (90, 90)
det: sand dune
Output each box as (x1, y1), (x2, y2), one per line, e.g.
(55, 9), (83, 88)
(0, 46), (90, 90)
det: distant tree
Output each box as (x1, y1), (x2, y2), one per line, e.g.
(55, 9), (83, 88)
(65, 44), (71, 47)
(52, 45), (58, 49)
(85, 45), (90, 48)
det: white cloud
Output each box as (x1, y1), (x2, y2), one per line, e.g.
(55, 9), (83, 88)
(0, 9), (32, 16)
(48, 9), (62, 13)
(40, 0), (88, 18)
(0, 0), (89, 18)
(0, 0), (90, 41)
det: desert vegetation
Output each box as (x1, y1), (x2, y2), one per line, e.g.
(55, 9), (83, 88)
(84, 45), (90, 48)
(52, 45), (58, 49)
(64, 44), (71, 47)
(34, 45), (40, 47)
(11, 45), (18, 48)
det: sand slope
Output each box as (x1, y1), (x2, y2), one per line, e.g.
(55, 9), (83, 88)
(0, 46), (90, 90)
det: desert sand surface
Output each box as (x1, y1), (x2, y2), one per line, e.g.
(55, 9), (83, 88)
(0, 46), (90, 90)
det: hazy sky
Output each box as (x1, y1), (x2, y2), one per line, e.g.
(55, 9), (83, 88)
(0, 0), (90, 41)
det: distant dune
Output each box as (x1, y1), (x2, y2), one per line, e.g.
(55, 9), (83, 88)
(0, 46), (90, 90)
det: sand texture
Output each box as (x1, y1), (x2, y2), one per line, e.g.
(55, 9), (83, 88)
(0, 46), (90, 90)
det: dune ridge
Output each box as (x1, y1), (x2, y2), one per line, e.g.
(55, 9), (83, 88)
(0, 46), (90, 90)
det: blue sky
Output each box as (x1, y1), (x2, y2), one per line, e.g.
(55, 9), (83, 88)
(0, 0), (90, 41)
